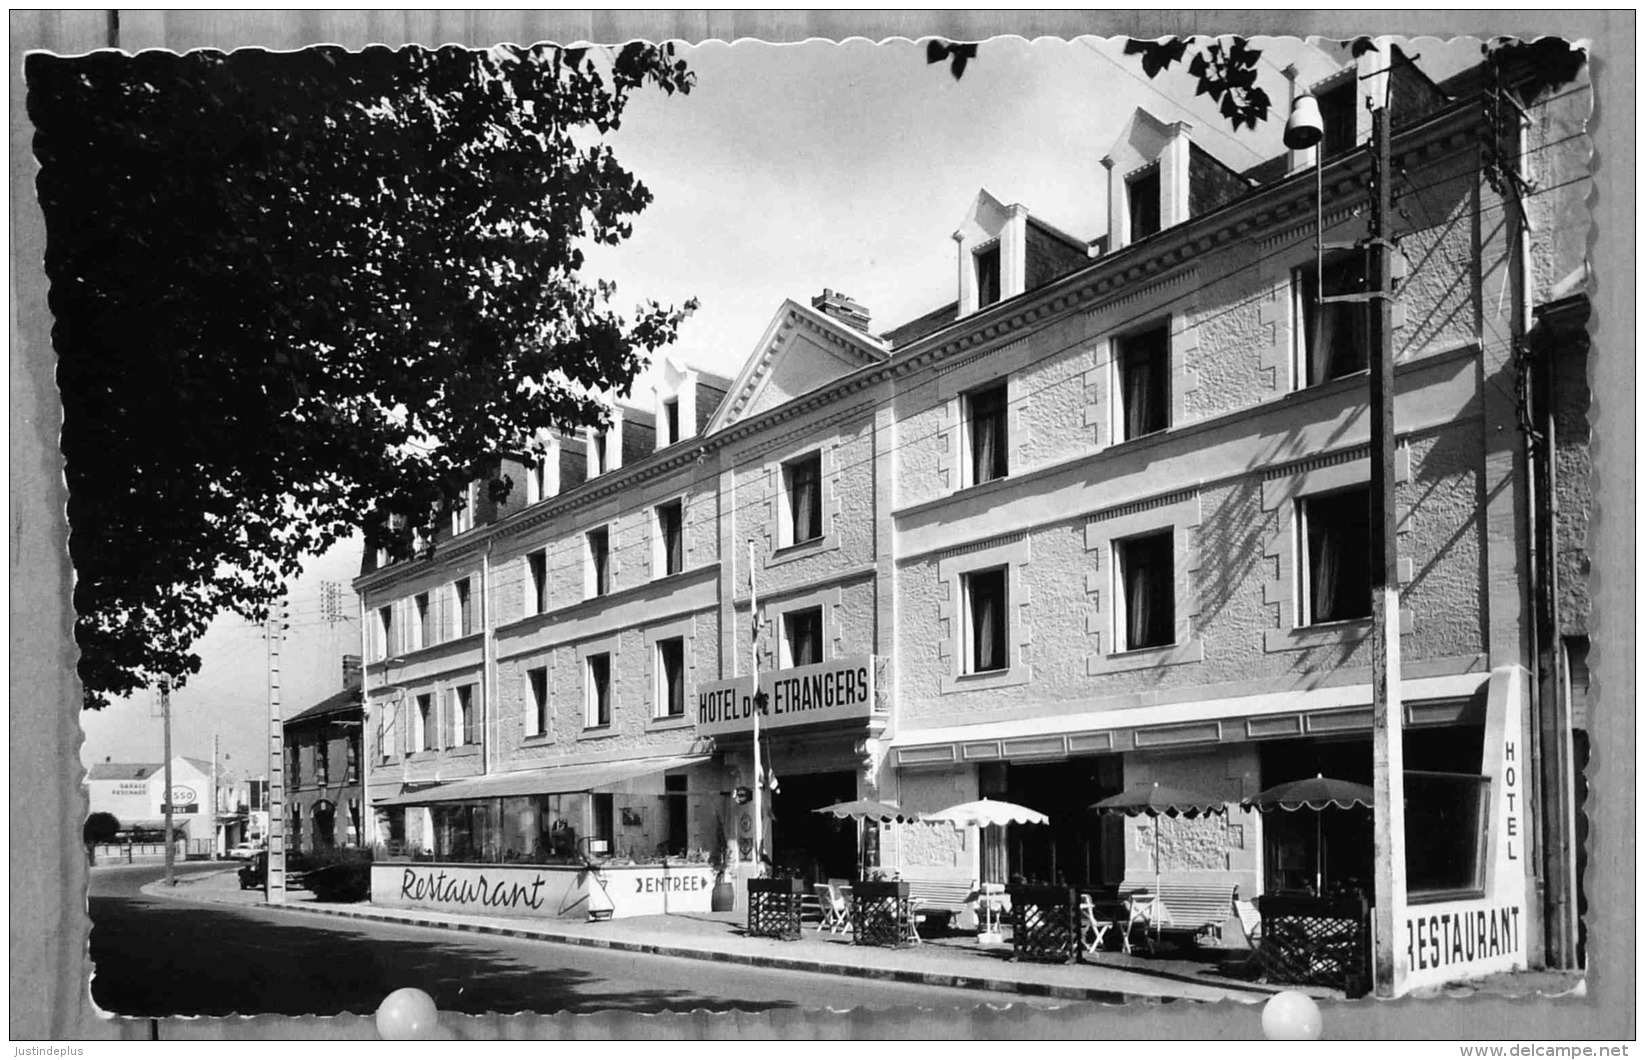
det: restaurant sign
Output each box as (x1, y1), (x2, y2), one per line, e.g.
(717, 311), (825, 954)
(694, 655), (878, 739)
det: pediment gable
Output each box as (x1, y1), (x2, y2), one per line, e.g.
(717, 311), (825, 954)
(704, 300), (887, 433)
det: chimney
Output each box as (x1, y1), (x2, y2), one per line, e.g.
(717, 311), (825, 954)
(342, 654), (363, 691)
(810, 289), (871, 332)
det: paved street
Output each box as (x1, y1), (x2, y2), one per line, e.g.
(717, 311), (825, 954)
(90, 864), (1088, 1017)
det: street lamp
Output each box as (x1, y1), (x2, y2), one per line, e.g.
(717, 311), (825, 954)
(1284, 94), (1326, 361)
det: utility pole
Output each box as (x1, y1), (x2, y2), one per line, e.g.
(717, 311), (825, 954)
(748, 542), (764, 878)
(211, 734), (220, 858)
(266, 595), (288, 905)
(161, 678), (174, 887)
(1367, 102), (1409, 998)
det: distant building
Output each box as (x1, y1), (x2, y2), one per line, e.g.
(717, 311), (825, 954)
(282, 655), (365, 852)
(85, 756), (213, 842)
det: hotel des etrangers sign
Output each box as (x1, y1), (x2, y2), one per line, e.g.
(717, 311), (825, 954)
(695, 655), (877, 739)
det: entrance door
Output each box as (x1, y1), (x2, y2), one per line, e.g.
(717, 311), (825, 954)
(1005, 756), (1123, 887)
(771, 771), (858, 883)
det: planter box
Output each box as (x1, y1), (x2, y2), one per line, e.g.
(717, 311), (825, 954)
(746, 876), (808, 895)
(851, 879), (913, 948)
(747, 876), (805, 940)
(850, 880), (910, 900)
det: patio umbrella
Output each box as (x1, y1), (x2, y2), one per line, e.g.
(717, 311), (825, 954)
(1088, 782), (1228, 896)
(921, 798), (1049, 828)
(813, 799), (913, 878)
(1241, 774), (1373, 895)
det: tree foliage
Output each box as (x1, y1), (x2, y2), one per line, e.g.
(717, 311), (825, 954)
(28, 44), (698, 709)
(1124, 37), (1271, 130)
(84, 812), (121, 845)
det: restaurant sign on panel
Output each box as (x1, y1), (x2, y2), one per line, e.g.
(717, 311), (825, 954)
(695, 655), (878, 738)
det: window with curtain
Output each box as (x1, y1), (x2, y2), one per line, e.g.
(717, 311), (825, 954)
(458, 684), (478, 746)
(657, 499), (684, 576)
(964, 567), (1009, 674)
(416, 693), (433, 752)
(1128, 167), (1161, 240)
(377, 606), (395, 660)
(1118, 323), (1170, 440)
(965, 382), (1009, 486)
(586, 653), (612, 727)
(526, 666), (549, 737)
(784, 452), (822, 545)
(454, 578), (474, 638)
(450, 482), (475, 536)
(415, 592), (432, 650)
(1116, 531), (1176, 651)
(1302, 486), (1372, 624)
(975, 244), (1002, 308)
(315, 738), (329, 787)
(657, 637), (685, 717)
(587, 526), (610, 597)
(346, 736), (360, 784)
(784, 607), (824, 668)
(1296, 253), (1371, 386)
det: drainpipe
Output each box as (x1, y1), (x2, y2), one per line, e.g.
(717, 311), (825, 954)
(358, 589), (374, 848)
(483, 536), (497, 779)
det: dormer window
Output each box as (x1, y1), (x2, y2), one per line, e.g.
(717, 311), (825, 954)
(1319, 82), (1357, 157)
(975, 244), (1002, 308)
(1127, 166), (1161, 241)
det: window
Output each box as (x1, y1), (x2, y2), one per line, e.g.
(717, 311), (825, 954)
(527, 550), (548, 615)
(315, 740), (329, 787)
(975, 244), (1002, 308)
(1128, 167), (1161, 240)
(783, 607), (824, 668)
(527, 458), (548, 505)
(414, 592), (432, 650)
(451, 482), (476, 536)
(656, 499), (684, 577)
(963, 567), (1009, 674)
(592, 792), (615, 853)
(416, 693), (434, 752)
(288, 813), (302, 853)
(1405, 770), (1489, 897)
(656, 637), (685, 718)
(963, 382), (1009, 487)
(1300, 486), (1372, 624)
(1118, 324), (1170, 441)
(453, 578), (473, 638)
(1319, 82), (1357, 157)
(592, 431), (609, 476)
(346, 736), (360, 784)
(586, 653), (611, 728)
(586, 527), (611, 598)
(782, 452), (823, 546)
(1115, 531), (1176, 651)
(1296, 254), (1371, 386)
(377, 606), (395, 660)
(287, 745), (302, 789)
(526, 666), (549, 738)
(662, 398), (680, 446)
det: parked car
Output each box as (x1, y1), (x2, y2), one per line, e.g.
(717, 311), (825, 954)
(237, 850), (310, 891)
(226, 842), (263, 862)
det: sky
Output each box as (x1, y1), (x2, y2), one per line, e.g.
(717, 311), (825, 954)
(77, 34), (1484, 781)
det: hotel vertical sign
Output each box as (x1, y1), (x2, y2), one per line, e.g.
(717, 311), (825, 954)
(695, 655), (878, 738)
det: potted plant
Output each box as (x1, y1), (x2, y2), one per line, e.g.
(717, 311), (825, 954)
(709, 817), (735, 912)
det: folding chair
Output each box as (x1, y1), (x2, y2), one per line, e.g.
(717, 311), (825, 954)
(1079, 895), (1112, 955)
(816, 883), (849, 935)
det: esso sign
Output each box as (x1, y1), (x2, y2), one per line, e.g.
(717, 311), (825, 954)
(170, 786), (197, 805)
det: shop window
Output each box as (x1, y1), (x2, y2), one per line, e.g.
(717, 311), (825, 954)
(586, 653), (611, 728)
(1128, 167), (1161, 240)
(783, 607), (824, 668)
(1300, 486), (1372, 624)
(963, 381), (1009, 487)
(656, 499), (684, 577)
(414, 592), (432, 651)
(1115, 531), (1175, 651)
(975, 244), (1002, 309)
(586, 526), (611, 598)
(1404, 771), (1490, 897)
(527, 550), (548, 615)
(656, 637), (685, 718)
(782, 451), (823, 546)
(526, 666), (549, 738)
(592, 792), (616, 854)
(415, 693), (434, 752)
(1117, 323), (1170, 441)
(377, 606), (395, 660)
(664, 775), (689, 857)
(963, 567), (1009, 675)
(1295, 253), (1371, 387)
(453, 578), (473, 638)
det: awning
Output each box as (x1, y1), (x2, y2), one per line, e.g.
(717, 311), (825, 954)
(119, 818), (187, 832)
(374, 755), (709, 807)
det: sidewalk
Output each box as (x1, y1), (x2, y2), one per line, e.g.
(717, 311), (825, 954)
(143, 867), (1322, 1005)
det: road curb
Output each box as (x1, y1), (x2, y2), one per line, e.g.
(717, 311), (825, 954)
(162, 886), (1246, 1005)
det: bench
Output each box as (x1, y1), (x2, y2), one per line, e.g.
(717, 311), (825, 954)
(1119, 881), (1238, 947)
(903, 875), (978, 933)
